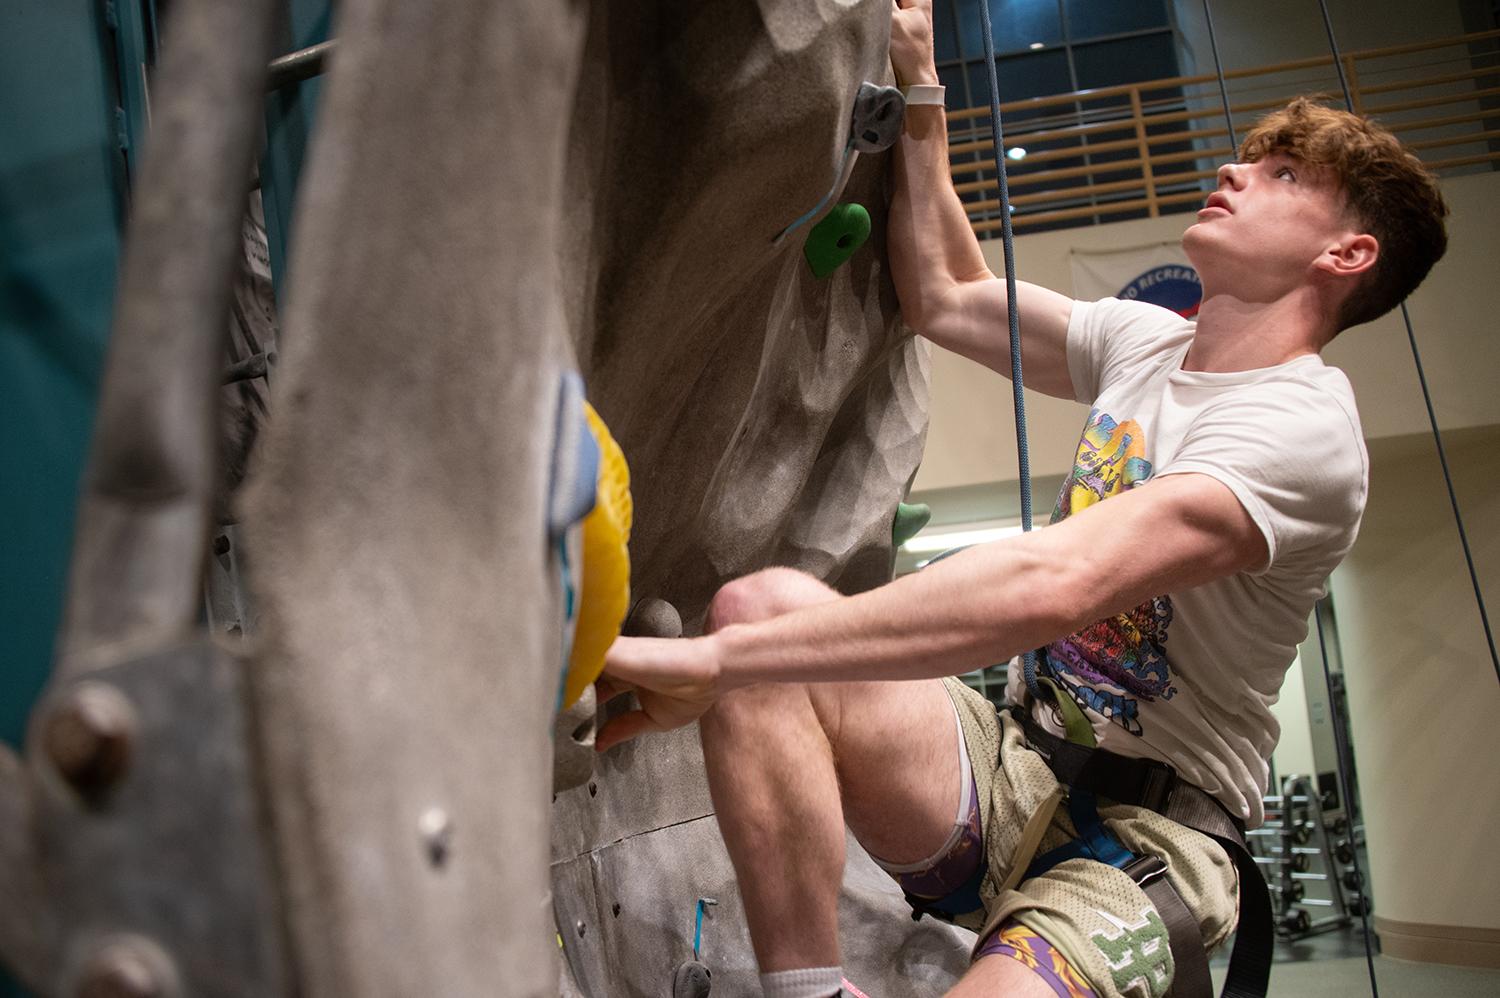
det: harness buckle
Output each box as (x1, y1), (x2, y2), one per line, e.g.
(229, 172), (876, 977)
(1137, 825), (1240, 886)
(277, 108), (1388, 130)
(1123, 853), (1169, 888)
(1138, 759), (1178, 812)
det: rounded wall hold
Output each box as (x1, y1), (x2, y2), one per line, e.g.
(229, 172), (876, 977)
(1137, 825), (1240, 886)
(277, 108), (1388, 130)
(418, 807), (455, 868)
(892, 501), (932, 548)
(42, 682), (138, 796)
(672, 961), (712, 998)
(804, 203), (871, 279)
(560, 403), (633, 708)
(850, 81), (905, 153)
(73, 936), (178, 998)
(622, 597), (683, 639)
(552, 683), (598, 794)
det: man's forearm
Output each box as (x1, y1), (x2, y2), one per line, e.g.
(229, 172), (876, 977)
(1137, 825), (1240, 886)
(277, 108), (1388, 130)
(709, 535), (1073, 691)
(889, 100), (993, 333)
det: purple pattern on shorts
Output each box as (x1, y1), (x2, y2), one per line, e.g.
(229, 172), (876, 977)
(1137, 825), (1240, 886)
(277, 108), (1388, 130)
(892, 771), (984, 901)
(976, 922), (1100, 998)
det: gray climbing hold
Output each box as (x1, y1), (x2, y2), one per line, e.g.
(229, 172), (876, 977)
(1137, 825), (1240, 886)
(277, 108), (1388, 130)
(622, 597), (683, 639)
(672, 961), (713, 998)
(851, 81), (905, 154)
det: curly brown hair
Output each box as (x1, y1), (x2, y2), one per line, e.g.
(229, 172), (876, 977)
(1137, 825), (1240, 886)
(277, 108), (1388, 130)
(1239, 97), (1449, 332)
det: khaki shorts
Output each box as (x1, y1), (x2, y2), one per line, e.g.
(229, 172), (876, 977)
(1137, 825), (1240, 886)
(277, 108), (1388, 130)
(942, 678), (1240, 998)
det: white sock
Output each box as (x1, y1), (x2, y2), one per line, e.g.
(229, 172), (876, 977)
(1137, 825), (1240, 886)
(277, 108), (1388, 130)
(759, 966), (843, 998)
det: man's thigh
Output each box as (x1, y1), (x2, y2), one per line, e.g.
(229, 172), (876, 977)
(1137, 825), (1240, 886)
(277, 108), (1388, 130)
(808, 677), (965, 867)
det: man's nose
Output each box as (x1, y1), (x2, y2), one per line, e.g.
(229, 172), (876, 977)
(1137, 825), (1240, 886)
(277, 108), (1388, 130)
(1217, 161), (1247, 190)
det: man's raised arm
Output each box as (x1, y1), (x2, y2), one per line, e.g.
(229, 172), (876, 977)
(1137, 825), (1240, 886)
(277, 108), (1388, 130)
(888, 0), (1076, 400)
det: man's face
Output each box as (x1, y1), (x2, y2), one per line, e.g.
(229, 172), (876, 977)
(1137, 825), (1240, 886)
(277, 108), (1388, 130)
(1182, 152), (1362, 301)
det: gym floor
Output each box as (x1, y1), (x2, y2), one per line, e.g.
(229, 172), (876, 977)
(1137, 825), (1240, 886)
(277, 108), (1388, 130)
(1210, 923), (1500, 996)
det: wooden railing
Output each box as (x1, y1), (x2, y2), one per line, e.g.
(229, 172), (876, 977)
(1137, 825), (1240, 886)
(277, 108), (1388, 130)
(947, 29), (1500, 235)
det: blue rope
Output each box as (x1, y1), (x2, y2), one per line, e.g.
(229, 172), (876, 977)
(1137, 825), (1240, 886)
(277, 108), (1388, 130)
(1200, 0), (1238, 149)
(1310, 0), (1498, 688)
(974, 0), (1045, 701)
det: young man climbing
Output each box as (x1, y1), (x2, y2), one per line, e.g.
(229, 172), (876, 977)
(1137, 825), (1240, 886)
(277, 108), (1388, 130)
(596, 1), (1449, 996)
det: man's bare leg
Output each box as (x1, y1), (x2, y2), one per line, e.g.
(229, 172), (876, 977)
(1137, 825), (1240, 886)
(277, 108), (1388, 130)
(946, 953), (1064, 997)
(698, 568), (967, 977)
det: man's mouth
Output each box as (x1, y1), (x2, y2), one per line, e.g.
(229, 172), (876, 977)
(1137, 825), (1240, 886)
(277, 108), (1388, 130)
(1202, 193), (1232, 214)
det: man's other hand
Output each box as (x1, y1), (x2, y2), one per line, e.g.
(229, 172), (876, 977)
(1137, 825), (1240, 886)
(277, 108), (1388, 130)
(891, 0), (940, 87)
(594, 635), (722, 752)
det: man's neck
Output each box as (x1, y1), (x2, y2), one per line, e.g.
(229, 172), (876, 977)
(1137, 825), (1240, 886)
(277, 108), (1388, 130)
(1183, 287), (1332, 373)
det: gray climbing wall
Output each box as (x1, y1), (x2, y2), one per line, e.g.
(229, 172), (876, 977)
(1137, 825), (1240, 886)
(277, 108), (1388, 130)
(552, 2), (973, 994)
(0, 1), (971, 994)
(240, 2), (587, 994)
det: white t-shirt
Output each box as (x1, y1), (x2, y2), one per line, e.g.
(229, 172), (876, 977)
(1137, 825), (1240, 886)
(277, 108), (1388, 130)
(1005, 297), (1368, 826)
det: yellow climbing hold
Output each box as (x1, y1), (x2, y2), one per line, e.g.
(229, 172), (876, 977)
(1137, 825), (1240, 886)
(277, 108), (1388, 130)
(562, 402), (633, 708)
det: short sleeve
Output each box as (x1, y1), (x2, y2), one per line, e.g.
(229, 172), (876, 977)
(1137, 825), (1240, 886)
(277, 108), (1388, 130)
(1158, 381), (1368, 574)
(1067, 297), (1196, 406)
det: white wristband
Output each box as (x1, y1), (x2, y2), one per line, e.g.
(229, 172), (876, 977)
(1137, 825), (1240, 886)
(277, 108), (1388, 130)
(901, 84), (946, 107)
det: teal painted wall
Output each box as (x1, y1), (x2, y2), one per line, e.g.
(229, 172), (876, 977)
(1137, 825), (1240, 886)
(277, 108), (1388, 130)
(0, 1), (132, 751)
(0, 1), (325, 987)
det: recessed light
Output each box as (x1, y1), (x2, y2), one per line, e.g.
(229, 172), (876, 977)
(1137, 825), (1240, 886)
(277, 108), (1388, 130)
(1007, 147), (1028, 161)
(1029, 41), (1045, 50)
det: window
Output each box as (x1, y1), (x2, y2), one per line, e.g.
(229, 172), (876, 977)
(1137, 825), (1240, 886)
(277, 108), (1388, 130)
(932, 0), (1187, 234)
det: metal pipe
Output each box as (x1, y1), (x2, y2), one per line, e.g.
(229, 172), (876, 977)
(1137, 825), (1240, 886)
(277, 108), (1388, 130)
(267, 39), (335, 91)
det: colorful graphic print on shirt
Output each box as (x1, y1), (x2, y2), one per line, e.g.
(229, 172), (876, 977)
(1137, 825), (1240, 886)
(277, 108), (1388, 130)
(1045, 410), (1176, 736)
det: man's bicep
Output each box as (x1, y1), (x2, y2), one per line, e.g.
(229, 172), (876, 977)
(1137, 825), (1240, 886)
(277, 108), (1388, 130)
(1049, 473), (1268, 623)
(924, 278), (1076, 399)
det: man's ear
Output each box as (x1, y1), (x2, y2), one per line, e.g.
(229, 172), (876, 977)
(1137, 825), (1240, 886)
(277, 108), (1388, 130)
(1317, 232), (1379, 279)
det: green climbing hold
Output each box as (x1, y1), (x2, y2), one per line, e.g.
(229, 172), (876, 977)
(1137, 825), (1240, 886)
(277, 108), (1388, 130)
(892, 501), (932, 548)
(804, 202), (871, 278)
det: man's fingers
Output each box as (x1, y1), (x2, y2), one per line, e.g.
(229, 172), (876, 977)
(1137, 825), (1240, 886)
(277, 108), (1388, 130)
(595, 710), (663, 753)
(594, 676), (635, 704)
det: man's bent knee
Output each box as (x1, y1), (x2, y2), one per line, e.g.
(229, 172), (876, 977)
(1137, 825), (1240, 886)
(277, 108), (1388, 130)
(704, 567), (838, 632)
(702, 680), (817, 741)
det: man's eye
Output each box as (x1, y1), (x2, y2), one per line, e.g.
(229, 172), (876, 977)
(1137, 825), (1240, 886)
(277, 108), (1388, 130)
(1276, 167), (1297, 181)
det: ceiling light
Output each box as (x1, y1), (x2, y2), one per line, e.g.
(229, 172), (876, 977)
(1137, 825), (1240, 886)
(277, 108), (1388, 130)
(1029, 42), (1045, 50)
(1006, 146), (1027, 161)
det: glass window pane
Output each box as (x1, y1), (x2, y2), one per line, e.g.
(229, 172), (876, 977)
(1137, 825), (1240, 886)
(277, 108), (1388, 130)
(966, 49), (1072, 111)
(1072, 31), (1178, 90)
(1064, 0), (1169, 40)
(955, 0), (1064, 58)
(934, 0), (962, 63)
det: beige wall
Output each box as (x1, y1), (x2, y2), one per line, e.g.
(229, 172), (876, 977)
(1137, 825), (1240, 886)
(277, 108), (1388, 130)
(1330, 427), (1500, 945)
(914, 168), (1500, 494)
(911, 169), (1500, 950)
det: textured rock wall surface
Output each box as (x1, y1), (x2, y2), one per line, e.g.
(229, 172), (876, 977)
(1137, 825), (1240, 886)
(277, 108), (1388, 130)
(553, 2), (969, 995)
(241, 2), (587, 994)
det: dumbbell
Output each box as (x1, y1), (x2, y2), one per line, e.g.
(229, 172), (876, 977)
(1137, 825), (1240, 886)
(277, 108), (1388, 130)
(1346, 896), (1371, 917)
(1335, 841), (1354, 865)
(1341, 870), (1363, 891)
(1279, 909), (1312, 934)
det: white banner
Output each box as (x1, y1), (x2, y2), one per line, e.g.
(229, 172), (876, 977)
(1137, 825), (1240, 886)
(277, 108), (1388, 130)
(1069, 240), (1202, 319)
